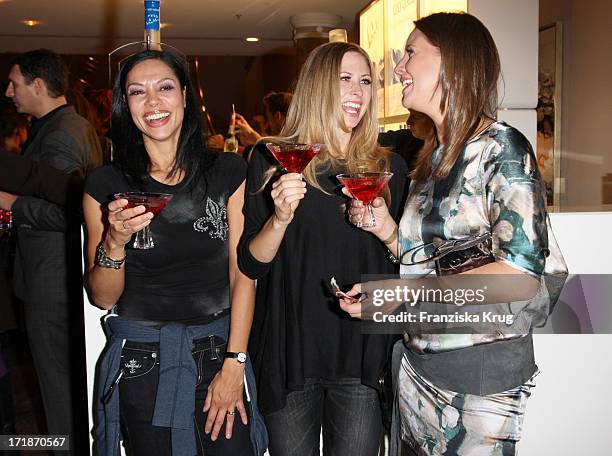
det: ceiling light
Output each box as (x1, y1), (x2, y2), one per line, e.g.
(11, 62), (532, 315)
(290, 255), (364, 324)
(21, 19), (43, 27)
(245, 37), (259, 42)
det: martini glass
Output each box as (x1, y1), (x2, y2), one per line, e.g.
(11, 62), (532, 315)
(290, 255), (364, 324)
(114, 192), (173, 249)
(265, 142), (322, 173)
(337, 172), (393, 228)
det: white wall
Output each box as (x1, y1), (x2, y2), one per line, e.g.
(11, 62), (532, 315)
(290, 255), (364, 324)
(83, 296), (106, 453)
(522, 335), (612, 456)
(540, 0), (612, 208)
(520, 212), (612, 456)
(470, 0), (539, 149)
(470, 0), (539, 110)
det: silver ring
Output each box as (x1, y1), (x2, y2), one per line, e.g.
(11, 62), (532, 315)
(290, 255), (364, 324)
(227, 411), (234, 416)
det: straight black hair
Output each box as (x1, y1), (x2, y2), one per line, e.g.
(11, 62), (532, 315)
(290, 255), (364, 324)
(110, 50), (216, 191)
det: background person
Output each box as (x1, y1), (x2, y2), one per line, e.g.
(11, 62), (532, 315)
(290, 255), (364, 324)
(0, 104), (28, 155)
(207, 91), (293, 158)
(2, 48), (102, 453)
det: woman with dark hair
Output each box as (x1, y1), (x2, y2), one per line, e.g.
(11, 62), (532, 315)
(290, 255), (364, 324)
(83, 50), (266, 456)
(339, 13), (566, 455)
(239, 41), (408, 455)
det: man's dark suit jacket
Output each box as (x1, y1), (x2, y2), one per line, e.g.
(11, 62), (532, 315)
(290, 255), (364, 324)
(10, 104), (102, 303)
(0, 148), (82, 206)
(1, 146), (83, 330)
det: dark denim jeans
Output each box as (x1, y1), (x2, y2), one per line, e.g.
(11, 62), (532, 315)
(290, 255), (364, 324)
(118, 335), (253, 456)
(264, 377), (382, 456)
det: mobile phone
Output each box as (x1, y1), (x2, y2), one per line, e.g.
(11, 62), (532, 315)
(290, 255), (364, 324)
(330, 277), (361, 303)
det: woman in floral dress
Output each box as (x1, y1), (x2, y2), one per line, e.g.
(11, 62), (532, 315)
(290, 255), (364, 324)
(339, 12), (567, 455)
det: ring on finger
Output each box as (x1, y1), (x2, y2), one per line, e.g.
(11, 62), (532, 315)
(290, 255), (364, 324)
(227, 410), (235, 416)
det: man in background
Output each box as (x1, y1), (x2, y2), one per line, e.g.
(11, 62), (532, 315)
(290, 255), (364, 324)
(0, 49), (101, 453)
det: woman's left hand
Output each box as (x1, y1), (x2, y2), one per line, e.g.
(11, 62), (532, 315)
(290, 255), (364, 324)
(203, 360), (248, 440)
(341, 187), (393, 237)
(338, 282), (364, 319)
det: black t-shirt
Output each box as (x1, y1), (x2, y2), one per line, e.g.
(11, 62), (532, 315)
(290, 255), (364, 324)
(85, 152), (246, 324)
(238, 145), (408, 413)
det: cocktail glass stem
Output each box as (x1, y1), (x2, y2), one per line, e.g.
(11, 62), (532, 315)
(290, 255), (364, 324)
(134, 225), (154, 249)
(360, 203), (377, 228)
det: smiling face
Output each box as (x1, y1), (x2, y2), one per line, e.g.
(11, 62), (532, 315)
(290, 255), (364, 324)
(393, 29), (442, 121)
(125, 58), (185, 147)
(339, 51), (372, 131)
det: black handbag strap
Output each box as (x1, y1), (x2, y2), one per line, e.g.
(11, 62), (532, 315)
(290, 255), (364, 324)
(400, 232), (493, 266)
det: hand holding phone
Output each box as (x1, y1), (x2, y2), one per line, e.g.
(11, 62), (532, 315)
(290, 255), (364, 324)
(330, 277), (361, 303)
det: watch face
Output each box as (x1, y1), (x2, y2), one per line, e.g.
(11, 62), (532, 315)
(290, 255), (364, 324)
(226, 351), (247, 363)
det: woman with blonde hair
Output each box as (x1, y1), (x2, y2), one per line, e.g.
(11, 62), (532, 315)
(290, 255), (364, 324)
(238, 42), (408, 455)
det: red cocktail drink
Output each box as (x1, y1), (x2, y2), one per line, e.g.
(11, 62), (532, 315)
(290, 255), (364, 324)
(337, 172), (393, 228)
(114, 192), (173, 249)
(0, 209), (12, 232)
(120, 192), (173, 215)
(265, 142), (322, 173)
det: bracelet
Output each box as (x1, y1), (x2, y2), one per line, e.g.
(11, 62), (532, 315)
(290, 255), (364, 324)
(387, 249), (400, 264)
(95, 244), (126, 270)
(382, 225), (398, 245)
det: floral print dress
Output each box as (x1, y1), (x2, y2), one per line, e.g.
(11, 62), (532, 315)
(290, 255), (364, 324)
(396, 121), (566, 455)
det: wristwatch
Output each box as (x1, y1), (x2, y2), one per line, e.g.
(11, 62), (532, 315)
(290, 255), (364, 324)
(224, 351), (248, 364)
(96, 244), (126, 269)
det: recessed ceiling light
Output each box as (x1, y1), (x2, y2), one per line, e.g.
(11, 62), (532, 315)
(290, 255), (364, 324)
(21, 19), (43, 27)
(245, 37), (259, 42)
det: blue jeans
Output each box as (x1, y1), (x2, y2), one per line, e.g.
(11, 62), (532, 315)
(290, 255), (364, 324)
(118, 335), (253, 456)
(264, 378), (382, 456)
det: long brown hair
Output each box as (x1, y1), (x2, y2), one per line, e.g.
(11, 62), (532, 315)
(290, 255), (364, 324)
(410, 12), (500, 183)
(279, 42), (389, 190)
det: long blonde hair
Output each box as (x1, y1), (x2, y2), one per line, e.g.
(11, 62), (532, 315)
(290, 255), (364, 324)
(278, 42), (389, 190)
